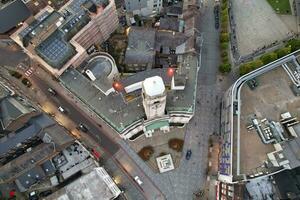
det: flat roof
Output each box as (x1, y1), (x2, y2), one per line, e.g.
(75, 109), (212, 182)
(0, 0), (31, 33)
(218, 51), (300, 184)
(44, 167), (121, 200)
(60, 54), (198, 133)
(239, 65), (300, 175)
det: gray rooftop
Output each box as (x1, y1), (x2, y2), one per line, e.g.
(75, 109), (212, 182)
(124, 0), (147, 12)
(0, 0), (31, 33)
(15, 166), (46, 192)
(0, 114), (74, 182)
(0, 96), (36, 131)
(41, 160), (56, 176)
(60, 53), (197, 133)
(44, 167), (120, 200)
(124, 27), (156, 65)
(159, 17), (180, 32)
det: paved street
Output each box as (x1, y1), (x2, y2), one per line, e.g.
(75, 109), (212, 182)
(111, 0), (225, 199)
(0, 0), (229, 198)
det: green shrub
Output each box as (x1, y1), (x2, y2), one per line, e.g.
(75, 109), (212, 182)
(219, 62), (231, 73)
(260, 52), (278, 65)
(287, 39), (300, 52)
(275, 46), (291, 58)
(220, 42), (228, 50)
(221, 51), (228, 57)
(239, 59), (264, 76)
(221, 55), (229, 63)
(220, 33), (229, 43)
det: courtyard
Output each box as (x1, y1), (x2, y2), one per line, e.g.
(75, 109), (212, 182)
(232, 0), (292, 56)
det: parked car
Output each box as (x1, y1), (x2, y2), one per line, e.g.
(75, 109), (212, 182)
(186, 149), (192, 160)
(77, 123), (88, 132)
(47, 88), (57, 95)
(134, 176), (143, 185)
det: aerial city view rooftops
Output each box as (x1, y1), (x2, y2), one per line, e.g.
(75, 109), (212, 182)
(2, 0), (300, 199)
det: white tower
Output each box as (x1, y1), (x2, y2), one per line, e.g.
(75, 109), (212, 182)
(142, 76), (166, 120)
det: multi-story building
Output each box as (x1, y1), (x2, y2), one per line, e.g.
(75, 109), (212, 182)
(60, 46), (199, 140)
(11, 0), (119, 77)
(124, 0), (163, 17)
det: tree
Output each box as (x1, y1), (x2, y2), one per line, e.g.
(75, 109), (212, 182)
(221, 21), (228, 31)
(221, 51), (228, 58)
(168, 138), (184, 152)
(287, 39), (300, 52)
(221, 55), (229, 63)
(260, 52), (278, 65)
(138, 146), (154, 161)
(220, 42), (228, 50)
(219, 62), (231, 73)
(276, 46), (291, 58)
(220, 33), (229, 43)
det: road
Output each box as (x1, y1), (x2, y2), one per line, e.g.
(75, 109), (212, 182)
(31, 74), (120, 155)
(28, 66), (165, 199)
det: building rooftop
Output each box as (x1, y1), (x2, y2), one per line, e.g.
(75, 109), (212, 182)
(16, 0), (107, 71)
(0, 114), (74, 183)
(124, 27), (156, 65)
(220, 52), (300, 182)
(0, 83), (37, 132)
(0, 0), (31, 33)
(239, 65), (298, 175)
(44, 167), (121, 200)
(159, 17), (180, 32)
(15, 166), (46, 192)
(0, 96), (36, 131)
(60, 53), (198, 134)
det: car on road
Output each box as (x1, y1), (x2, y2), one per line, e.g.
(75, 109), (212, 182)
(77, 123), (88, 132)
(39, 190), (52, 197)
(47, 88), (57, 95)
(58, 106), (66, 113)
(186, 149), (192, 160)
(134, 176), (143, 185)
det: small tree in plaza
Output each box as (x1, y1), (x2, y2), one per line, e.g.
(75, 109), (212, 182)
(138, 146), (154, 161)
(168, 138), (184, 152)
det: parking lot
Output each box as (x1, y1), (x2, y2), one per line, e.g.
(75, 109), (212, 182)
(231, 0), (292, 57)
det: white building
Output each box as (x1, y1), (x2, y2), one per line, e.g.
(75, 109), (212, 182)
(142, 76), (166, 120)
(125, 0), (163, 17)
(44, 167), (121, 200)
